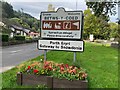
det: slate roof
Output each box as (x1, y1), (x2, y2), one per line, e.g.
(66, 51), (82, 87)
(11, 25), (30, 34)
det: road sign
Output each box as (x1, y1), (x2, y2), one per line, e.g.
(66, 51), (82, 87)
(40, 7), (83, 39)
(38, 40), (84, 52)
(42, 21), (80, 30)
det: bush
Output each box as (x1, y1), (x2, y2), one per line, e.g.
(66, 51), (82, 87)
(14, 35), (25, 41)
(25, 36), (32, 40)
(2, 34), (9, 42)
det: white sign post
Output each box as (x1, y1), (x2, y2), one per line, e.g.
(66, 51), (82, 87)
(90, 34), (94, 42)
(39, 7), (84, 62)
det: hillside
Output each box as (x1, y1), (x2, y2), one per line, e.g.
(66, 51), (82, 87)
(0, 1), (40, 34)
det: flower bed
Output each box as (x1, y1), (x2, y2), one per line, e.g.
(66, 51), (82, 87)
(17, 61), (88, 88)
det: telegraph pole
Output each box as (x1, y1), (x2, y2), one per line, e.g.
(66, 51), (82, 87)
(76, 0), (78, 10)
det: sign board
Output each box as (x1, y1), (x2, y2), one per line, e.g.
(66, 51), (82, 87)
(40, 7), (83, 39)
(38, 40), (84, 52)
(89, 34), (94, 42)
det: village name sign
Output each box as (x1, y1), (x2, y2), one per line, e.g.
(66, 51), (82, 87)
(38, 7), (84, 52)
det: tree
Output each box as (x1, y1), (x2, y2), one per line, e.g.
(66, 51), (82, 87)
(86, 1), (117, 21)
(9, 18), (22, 27)
(9, 18), (30, 29)
(84, 9), (96, 38)
(109, 22), (118, 38)
(14, 10), (39, 31)
(1, 1), (14, 18)
(84, 9), (110, 39)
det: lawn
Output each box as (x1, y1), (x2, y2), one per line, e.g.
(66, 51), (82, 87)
(1, 42), (118, 89)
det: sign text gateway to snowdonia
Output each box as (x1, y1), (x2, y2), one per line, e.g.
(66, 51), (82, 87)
(38, 40), (83, 52)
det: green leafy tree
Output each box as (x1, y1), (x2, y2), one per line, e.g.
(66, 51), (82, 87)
(14, 10), (39, 31)
(109, 22), (118, 38)
(84, 9), (95, 39)
(84, 9), (110, 39)
(1, 1), (14, 18)
(9, 18), (22, 27)
(86, 1), (117, 21)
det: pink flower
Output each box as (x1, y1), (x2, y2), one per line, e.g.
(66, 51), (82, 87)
(60, 67), (64, 71)
(44, 61), (49, 66)
(68, 70), (72, 74)
(72, 69), (77, 74)
(82, 73), (87, 78)
(48, 66), (52, 71)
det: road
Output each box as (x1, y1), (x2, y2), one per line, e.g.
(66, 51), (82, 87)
(1, 43), (44, 73)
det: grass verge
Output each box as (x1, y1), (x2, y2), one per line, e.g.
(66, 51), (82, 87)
(1, 42), (118, 89)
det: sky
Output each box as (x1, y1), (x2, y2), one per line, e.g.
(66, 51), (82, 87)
(6, 0), (118, 22)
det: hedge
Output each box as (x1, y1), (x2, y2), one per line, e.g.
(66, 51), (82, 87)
(14, 35), (25, 41)
(2, 34), (9, 42)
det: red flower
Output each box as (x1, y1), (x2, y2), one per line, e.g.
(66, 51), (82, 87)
(65, 64), (69, 68)
(33, 69), (39, 73)
(44, 65), (47, 69)
(60, 64), (64, 68)
(27, 66), (31, 69)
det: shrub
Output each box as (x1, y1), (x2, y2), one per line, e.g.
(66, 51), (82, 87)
(14, 35), (25, 41)
(2, 34), (9, 42)
(25, 36), (32, 40)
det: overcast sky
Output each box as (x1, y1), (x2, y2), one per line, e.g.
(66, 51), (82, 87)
(6, 0), (118, 22)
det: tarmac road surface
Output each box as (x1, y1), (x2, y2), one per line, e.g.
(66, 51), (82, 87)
(1, 42), (44, 73)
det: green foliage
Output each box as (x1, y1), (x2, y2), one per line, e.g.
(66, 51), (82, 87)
(46, 43), (118, 88)
(14, 35), (25, 41)
(0, 26), (11, 34)
(13, 10), (39, 31)
(9, 18), (22, 27)
(20, 61), (87, 81)
(1, 34), (9, 42)
(83, 9), (115, 40)
(25, 36), (32, 40)
(86, 1), (117, 21)
(1, 43), (118, 88)
(109, 22), (118, 38)
(1, 1), (14, 18)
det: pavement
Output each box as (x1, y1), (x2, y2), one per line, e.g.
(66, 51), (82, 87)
(0, 42), (44, 73)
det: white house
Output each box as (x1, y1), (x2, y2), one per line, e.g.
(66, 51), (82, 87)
(10, 25), (40, 38)
(10, 25), (30, 38)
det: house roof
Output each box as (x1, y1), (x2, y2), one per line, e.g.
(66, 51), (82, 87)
(11, 25), (30, 34)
